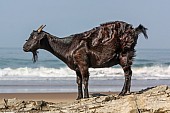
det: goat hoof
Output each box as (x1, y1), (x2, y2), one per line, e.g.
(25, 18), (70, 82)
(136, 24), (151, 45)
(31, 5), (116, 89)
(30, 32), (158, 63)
(119, 93), (124, 96)
(126, 91), (131, 95)
(119, 92), (126, 96)
(76, 97), (83, 100)
(119, 91), (131, 96)
(84, 96), (89, 99)
(76, 98), (81, 100)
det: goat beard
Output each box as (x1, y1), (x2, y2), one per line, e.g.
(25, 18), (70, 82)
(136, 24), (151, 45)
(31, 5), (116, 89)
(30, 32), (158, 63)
(32, 50), (38, 63)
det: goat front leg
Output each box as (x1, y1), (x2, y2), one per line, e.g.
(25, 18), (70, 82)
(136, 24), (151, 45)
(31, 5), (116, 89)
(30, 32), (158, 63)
(78, 64), (89, 98)
(82, 75), (89, 98)
(76, 71), (83, 99)
(73, 48), (90, 98)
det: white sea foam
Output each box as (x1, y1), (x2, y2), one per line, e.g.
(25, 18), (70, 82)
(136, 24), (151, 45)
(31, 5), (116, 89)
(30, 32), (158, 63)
(0, 66), (170, 80)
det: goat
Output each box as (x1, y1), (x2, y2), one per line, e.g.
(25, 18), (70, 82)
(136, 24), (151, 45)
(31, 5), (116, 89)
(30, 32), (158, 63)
(23, 21), (148, 99)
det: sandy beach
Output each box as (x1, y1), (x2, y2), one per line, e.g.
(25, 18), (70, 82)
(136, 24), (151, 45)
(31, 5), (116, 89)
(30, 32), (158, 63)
(0, 93), (76, 103)
(1, 85), (170, 112)
(0, 92), (114, 103)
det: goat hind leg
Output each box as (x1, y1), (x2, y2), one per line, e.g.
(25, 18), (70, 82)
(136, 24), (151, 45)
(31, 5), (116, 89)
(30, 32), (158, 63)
(119, 66), (132, 96)
(76, 71), (83, 99)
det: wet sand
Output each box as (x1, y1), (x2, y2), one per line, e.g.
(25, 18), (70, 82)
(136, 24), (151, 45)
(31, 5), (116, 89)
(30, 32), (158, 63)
(0, 92), (114, 103)
(1, 79), (170, 93)
(0, 79), (170, 104)
(0, 93), (76, 103)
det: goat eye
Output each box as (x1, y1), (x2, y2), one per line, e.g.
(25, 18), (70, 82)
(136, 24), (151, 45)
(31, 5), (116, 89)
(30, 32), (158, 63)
(26, 40), (28, 41)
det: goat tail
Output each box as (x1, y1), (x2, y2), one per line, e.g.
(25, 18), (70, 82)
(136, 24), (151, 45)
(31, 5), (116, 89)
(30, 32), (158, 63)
(135, 24), (148, 39)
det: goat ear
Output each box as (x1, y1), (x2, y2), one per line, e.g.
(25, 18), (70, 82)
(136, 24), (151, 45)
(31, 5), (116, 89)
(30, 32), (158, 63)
(39, 34), (48, 46)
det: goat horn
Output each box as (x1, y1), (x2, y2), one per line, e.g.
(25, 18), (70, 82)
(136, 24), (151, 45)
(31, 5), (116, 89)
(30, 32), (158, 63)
(42, 25), (46, 29)
(37, 25), (46, 33)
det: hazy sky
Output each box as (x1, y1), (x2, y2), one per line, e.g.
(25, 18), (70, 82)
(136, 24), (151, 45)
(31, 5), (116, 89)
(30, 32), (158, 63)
(0, 0), (170, 49)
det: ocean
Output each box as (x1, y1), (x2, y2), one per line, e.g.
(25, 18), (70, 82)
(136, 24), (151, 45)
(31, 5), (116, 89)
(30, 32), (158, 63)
(0, 48), (170, 93)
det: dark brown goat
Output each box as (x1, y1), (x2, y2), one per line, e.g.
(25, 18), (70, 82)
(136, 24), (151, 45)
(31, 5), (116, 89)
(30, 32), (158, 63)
(23, 21), (148, 99)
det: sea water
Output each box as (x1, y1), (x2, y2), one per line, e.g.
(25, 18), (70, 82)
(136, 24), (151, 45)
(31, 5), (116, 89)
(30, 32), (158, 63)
(0, 48), (170, 93)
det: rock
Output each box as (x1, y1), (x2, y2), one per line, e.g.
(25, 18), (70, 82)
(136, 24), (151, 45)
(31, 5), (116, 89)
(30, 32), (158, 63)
(0, 104), (6, 109)
(0, 85), (170, 113)
(104, 95), (117, 102)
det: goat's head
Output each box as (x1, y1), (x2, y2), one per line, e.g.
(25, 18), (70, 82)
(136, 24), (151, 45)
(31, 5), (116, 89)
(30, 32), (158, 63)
(23, 25), (46, 62)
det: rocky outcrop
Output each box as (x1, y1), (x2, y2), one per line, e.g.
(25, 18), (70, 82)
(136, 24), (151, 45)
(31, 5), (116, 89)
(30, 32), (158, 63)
(0, 85), (170, 113)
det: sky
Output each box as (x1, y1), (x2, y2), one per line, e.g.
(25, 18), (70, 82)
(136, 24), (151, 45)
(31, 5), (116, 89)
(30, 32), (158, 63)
(0, 0), (170, 49)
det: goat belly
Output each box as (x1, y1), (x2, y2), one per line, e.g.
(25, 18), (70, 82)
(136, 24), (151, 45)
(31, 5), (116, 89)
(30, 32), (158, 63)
(89, 52), (119, 68)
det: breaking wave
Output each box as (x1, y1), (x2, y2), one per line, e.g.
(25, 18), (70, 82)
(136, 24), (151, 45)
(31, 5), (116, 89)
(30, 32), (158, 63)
(1, 65), (170, 80)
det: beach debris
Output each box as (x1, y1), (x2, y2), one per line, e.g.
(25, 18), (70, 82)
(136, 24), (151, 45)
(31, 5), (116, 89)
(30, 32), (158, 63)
(1, 85), (170, 112)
